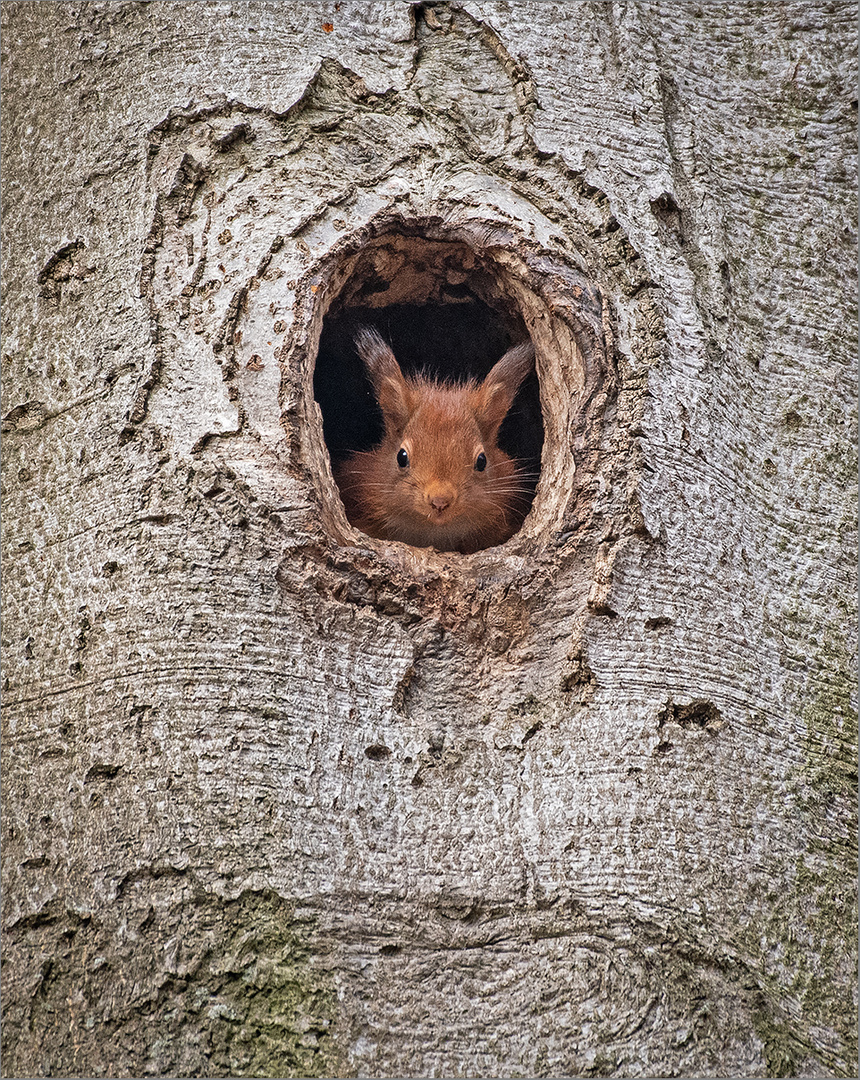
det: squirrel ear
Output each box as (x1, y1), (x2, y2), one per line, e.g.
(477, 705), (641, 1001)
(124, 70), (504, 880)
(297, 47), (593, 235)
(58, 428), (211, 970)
(475, 341), (535, 437)
(354, 327), (412, 430)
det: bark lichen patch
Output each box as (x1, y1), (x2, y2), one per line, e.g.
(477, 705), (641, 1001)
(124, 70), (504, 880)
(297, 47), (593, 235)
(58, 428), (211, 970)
(800, 624), (858, 803)
(743, 849), (858, 1078)
(726, 623), (859, 1077)
(1, 887), (340, 1079)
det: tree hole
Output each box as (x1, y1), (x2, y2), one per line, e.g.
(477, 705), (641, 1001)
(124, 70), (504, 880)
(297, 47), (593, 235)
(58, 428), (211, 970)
(313, 233), (544, 554)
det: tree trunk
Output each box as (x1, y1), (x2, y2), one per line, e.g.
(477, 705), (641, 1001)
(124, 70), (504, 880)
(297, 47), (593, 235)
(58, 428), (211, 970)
(2, 2), (856, 1077)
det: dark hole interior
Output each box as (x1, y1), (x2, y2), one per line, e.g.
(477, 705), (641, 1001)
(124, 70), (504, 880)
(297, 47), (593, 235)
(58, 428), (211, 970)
(314, 299), (544, 486)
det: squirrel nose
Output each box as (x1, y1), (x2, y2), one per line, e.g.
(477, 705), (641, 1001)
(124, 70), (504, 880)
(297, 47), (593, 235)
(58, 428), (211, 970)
(426, 485), (455, 514)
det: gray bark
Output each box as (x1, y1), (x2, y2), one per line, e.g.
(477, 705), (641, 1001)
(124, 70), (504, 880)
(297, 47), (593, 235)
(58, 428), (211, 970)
(1, 2), (856, 1077)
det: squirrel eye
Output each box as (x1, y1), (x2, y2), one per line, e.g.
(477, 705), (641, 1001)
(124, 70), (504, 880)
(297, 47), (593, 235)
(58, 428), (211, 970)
(397, 448), (409, 468)
(475, 452), (487, 472)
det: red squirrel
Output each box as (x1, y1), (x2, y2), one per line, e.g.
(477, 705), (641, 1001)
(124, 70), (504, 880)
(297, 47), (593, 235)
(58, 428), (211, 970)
(334, 327), (535, 554)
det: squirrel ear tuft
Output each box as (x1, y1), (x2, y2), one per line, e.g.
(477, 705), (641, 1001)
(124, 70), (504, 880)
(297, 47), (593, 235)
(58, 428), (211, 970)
(475, 341), (534, 437)
(354, 327), (412, 430)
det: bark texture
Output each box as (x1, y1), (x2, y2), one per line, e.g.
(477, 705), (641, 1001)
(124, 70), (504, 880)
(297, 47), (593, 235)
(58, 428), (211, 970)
(1, 2), (856, 1077)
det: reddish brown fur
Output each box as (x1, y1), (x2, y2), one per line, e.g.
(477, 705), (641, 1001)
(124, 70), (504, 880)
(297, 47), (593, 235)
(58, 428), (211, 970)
(334, 328), (535, 554)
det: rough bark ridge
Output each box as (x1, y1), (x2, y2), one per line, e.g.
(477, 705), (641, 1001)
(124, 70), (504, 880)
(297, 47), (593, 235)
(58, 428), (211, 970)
(1, 2), (856, 1077)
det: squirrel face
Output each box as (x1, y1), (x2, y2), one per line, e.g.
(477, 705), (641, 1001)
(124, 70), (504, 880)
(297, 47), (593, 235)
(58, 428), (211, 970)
(334, 328), (535, 554)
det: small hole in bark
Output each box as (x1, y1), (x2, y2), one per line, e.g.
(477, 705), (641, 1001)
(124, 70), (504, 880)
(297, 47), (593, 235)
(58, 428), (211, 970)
(657, 699), (724, 732)
(313, 233), (543, 553)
